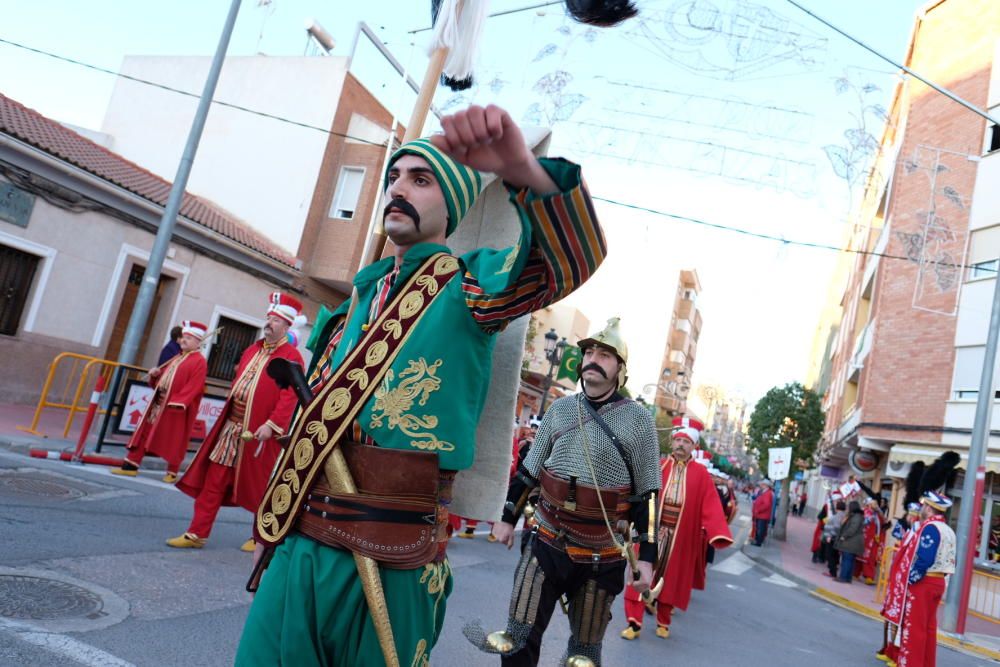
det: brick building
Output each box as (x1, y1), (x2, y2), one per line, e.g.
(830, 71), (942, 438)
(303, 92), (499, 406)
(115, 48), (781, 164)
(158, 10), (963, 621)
(654, 269), (702, 419)
(808, 0), (1000, 575)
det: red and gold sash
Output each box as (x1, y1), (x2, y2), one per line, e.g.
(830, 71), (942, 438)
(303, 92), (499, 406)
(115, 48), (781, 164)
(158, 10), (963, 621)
(255, 253), (461, 545)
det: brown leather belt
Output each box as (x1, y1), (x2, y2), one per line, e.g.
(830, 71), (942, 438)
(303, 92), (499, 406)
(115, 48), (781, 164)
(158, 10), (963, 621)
(295, 441), (446, 569)
(536, 467), (630, 557)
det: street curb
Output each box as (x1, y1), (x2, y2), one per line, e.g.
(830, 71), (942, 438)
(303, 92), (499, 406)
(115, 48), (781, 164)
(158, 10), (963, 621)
(741, 543), (1000, 663)
(0, 436), (180, 471)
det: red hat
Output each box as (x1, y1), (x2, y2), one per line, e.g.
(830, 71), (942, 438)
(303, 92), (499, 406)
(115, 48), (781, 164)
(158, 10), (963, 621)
(672, 416), (704, 444)
(181, 320), (208, 340)
(266, 292), (303, 325)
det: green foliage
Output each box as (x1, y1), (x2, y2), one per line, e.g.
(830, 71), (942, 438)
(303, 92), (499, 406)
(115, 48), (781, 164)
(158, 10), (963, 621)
(521, 316), (539, 374)
(747, 382), (824, 474)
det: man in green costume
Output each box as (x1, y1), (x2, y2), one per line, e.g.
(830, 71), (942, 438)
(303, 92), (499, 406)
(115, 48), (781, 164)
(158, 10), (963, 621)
(235, 104), (608, 666)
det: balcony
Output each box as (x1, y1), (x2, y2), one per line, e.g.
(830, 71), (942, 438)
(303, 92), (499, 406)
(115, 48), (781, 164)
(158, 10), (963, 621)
(851, 320), (874, 370)
(668, 349), (686, 366)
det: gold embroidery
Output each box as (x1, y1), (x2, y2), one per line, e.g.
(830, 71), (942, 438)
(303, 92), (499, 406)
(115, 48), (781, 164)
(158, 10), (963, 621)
(304, 421), (328, 447)
(410, 639), (429, 667)
(500, 240), (520, 274)
(369, 358), (455, 452)
(434, 255), (459, 275)
(322, 387), (351, 421)
(293, 438), (314, 469)
(273, 484), (292, 513)
(420, 562), (447, 595)
(399, 291), (425, 319)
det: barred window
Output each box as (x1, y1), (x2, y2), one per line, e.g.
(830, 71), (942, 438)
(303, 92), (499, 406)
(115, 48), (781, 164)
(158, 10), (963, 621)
(0, 244), (40, 336)
(206, 316), (260, 381)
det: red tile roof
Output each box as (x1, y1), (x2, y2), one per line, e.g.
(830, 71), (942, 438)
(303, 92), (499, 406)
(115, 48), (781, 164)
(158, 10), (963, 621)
(0, 93), (299, 269)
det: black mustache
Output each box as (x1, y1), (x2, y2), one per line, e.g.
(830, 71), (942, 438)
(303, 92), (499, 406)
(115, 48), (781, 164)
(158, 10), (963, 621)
(580, 363), (608, 378)
(384, 198), (421, 230)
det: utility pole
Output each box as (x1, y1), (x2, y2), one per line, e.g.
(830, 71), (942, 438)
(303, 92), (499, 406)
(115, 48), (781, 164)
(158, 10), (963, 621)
(115, 0), (242, 367)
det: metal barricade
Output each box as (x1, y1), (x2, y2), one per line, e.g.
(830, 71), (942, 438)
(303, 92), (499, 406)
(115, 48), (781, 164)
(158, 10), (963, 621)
(16, 352), (146, 438)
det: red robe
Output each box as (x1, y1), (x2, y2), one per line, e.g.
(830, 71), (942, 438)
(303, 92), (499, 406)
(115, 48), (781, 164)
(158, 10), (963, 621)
(125, 351), (206, 470)
(859, 507), (883, 580)
(625, 458), (734, 617)
(177, 340), (302, 512)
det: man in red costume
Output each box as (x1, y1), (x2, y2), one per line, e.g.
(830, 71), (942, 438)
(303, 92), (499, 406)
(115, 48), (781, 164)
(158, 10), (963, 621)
(881, 492), (956, 667)
(859, 496), (885, 584)
(112, 321), (208, 483)
(621, 417), (733, 640)
(169, 293), (304, 551)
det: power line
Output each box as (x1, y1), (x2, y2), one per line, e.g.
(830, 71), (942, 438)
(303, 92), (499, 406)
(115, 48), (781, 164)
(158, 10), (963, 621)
(0, 36), (388, 147)
(591, 195), (995, 274)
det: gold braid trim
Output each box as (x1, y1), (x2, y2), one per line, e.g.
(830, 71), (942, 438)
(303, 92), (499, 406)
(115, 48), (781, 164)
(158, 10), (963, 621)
(255, 253), (461, 544)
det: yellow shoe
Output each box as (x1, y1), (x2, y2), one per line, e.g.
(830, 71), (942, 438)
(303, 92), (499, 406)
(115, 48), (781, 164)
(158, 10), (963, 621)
(457, 529), (475, 539)
(111, 467), (138, 477)
(655, 626), (670, 639)
(875, 652), (889, 663)
(620, 626), (640, 640)
(240, 538), (255, 553)
(865, 577), (876, 585)
(166, 533), (205, 549)
(886, 661), (897, 667)
(162, 472), (178, 484)
(487, 534), (498, 543)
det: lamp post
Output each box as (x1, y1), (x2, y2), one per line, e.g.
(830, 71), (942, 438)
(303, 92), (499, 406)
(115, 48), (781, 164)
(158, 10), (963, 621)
(643, 367), (691, 418)
(538, 328), (567, 416)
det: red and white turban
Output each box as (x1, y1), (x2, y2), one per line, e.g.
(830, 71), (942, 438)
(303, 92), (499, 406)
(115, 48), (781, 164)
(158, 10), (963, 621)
(266, 292), (303, 325)
(672, 416), (704, 445)
(181, 320), (208, 340)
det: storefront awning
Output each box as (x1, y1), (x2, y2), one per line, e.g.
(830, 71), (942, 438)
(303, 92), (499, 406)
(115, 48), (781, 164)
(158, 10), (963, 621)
(888, 444), (1000, 474)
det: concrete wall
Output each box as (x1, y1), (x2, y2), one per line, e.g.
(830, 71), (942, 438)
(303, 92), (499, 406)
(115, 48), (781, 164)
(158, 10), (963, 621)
(101, 56), (348, 254)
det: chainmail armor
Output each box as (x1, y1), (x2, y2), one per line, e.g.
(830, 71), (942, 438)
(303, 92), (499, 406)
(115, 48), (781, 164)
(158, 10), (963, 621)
(524, 393), (659, 494)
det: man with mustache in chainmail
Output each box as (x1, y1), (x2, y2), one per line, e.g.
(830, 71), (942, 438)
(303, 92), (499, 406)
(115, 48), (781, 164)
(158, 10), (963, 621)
(473, 317), (660, 667)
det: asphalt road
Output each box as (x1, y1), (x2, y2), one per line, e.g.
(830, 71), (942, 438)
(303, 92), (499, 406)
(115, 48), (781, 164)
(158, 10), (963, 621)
(0, 448), (991, 666)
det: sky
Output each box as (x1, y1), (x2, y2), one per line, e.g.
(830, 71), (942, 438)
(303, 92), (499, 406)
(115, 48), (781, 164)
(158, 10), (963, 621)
(0, 0), (932, 408)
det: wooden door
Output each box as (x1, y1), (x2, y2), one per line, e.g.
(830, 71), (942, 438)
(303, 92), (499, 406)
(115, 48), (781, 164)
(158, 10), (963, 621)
(105, 264), (165, 363)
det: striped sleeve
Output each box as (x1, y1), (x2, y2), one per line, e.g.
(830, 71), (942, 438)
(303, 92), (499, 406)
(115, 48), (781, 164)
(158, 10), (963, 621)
(464, 159), (607, 333)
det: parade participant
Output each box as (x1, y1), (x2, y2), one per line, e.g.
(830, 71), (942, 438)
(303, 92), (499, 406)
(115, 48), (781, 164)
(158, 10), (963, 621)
(168, 294), (304, 550)
(882, 492), (956, 667)
(704, 467), (738, 569)
(620, 416), (732, 642)
(752, 478), (775, 546)
(473, 317), (659, 666)
(112, 321), (208, 483)
(157, 325), (183, 365)
(859, 497), (886, 584)
(236, 104), (607, 667)
(878, 502), (921, 665)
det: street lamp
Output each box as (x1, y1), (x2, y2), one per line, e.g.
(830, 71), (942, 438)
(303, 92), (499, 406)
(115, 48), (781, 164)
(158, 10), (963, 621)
(538, 328), (567, 416)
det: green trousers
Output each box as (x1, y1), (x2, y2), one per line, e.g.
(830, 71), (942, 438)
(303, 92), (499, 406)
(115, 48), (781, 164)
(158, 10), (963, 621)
(235, 535), (453, 666)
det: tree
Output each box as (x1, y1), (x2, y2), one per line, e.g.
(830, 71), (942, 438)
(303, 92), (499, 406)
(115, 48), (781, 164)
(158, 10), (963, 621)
(746, 382), (824, 541)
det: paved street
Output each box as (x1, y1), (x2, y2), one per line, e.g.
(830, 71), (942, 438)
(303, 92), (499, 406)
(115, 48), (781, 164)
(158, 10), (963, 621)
(0, 448), (991, 666)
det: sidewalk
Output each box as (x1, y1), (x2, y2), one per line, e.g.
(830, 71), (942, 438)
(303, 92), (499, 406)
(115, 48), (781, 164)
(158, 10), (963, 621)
(741, 510), (1000, 663)
(0, 402), (189, 471)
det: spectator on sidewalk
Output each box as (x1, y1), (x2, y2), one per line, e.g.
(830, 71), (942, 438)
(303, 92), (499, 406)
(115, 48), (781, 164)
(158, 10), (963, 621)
(752, 479), (774, 546)
(797, 490), (808, 517)
(822, 500), (846, 578)
(157, 326), (184, 366)
(811, 501), (828, 563)
(835, 500), (865, 583)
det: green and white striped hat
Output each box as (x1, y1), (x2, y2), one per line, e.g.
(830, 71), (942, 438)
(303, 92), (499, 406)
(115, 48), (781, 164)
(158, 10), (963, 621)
(384, 138), (483, 236)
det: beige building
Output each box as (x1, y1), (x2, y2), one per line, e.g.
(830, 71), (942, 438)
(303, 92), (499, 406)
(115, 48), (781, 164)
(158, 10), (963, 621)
(654, 269), (702, 418)
(517, 304), (590, 420)
(0, 93), (317, 403)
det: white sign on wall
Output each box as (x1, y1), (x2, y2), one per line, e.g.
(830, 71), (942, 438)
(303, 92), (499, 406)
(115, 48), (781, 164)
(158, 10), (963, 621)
(117, 380), (226, 440)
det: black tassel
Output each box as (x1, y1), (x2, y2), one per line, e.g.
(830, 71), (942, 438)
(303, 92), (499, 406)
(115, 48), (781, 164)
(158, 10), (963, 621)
(903, 461), (925, 508)
(564, 0), (639, 27)
(920, 451), (961, 493)
(856, 478), (879, 501)
(441, 74), (474, 91)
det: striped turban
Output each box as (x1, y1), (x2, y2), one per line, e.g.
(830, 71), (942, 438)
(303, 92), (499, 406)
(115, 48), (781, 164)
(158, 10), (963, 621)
(384, 138), (483, 236)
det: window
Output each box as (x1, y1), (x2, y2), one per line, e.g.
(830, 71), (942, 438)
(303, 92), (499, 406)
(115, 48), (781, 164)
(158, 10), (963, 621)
(206, 316), (261, 381)
(0, 244), (40, 335)
(329, 166), (366, 220)
(951, 346), (1000, 400)
(989, 123), (1000, 154)
(971, 259), (999, 280)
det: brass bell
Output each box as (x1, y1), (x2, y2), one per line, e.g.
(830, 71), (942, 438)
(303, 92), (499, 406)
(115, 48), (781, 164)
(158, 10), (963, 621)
(566, 656), (596, 667)
(486, 631), (515, 653)
(240, 431), (254, 442)
(523, 502), (536, 520)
